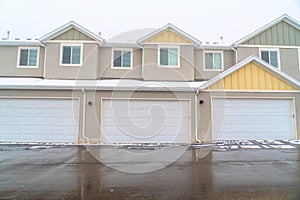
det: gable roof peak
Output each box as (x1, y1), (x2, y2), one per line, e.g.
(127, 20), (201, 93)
(233, 14), (300, 46)
(137, 23), (201, 45)
(199, 55), (300, 90)
(40, 21), (104, 43)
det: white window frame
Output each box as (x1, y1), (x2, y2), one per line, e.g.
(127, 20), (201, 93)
(259, 48), (281, 70)
(60, 43), (83, 66)
(111, 48), (133, 69)
(17, 47), (40, 68)
(203, 50), (224, 71)
(158, 45), (180, 68)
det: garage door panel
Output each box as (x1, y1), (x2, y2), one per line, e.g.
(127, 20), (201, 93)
(213, 98), (293, 140)
(102, 99), (190, 143)
(0, 98), (79, 143)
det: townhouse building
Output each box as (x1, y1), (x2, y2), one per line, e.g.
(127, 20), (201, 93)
(0, 14), (299, 144)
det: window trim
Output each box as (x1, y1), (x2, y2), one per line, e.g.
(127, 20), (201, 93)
(60, 43), (83, 66)
(259, 48), (281, 70)
(16, 47), (40, 68)
(111, 48), (133, 69)
(203, 50), (224, 71)
(158, 45), (180, 68)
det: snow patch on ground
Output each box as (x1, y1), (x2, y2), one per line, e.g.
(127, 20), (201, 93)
(269, 145), (295, 149)
(286, 140), (300, 145)
(28, 146), (54, 150)
(240, 145), (261, 149)
(255, 140), (284, 145)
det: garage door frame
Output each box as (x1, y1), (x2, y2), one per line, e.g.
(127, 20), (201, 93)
(0, 96), (80, 144)
(211, 96), (297, 140)
(100, 97), (192, 143)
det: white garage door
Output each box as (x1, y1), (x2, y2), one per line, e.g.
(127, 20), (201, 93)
(101, 99), (190, 143)
(0, 98), (79, 143)
(212, 98), (294, 140)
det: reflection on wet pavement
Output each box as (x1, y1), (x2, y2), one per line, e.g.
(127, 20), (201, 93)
(0, 145), (299, 199)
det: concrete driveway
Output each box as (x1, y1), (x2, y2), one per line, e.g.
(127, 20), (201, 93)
(0, 144), (299, 200)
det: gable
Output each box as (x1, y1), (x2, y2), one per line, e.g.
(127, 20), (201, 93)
(209, 61), (296, 90)
(145, 29), (192, 44)
(242, 21), (300, 46)
(52, 28), (95, 41)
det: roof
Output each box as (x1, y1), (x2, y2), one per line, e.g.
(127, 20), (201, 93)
(137, 23), (201, 45)
(0, 39), (43, 46)
(0, 78), (206, 92)
(198, 43), (232, 50)
(40, 21), (104, 42)
(234, 14), (300, 46)
(104, 28), (156, 47)
(199, 55), (300, 90)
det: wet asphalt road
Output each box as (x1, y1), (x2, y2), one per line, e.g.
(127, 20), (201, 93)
(0, 145), (299, 200)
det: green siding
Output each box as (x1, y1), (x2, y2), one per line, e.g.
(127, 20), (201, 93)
(52, 28), (94, 41)
(242, 21), (300, 46)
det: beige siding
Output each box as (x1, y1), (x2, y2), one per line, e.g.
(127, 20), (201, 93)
(0, 46), (44, 77)
(194, 49), (235, 80)
(52, 28), (94, 41)
(98, 47), (142, 79)
(45, 42), (98, 79)
(280, 48), (300, 81)
(197, 91), (300, 141)
(243, 21), (300, 46)
(237, 47), (259, 62)
(143, 45), (194, 81)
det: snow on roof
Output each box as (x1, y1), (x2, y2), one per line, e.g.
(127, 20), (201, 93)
(104, 28), (156, 47)
(0, 39), (42, 46)
(0, 78), (206, 92)
(199, 43), (232, 50)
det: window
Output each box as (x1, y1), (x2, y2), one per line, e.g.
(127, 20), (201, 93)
(260, 49), (280, 69)
(112, 49), (132, 68)
(60, 44), (82, 66)
(17, 48), (39, 68)
(159, 47), (179, 67)
(204, 51), (223, 70)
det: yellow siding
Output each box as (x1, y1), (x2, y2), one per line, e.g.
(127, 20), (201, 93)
(209, 62), (297, 90)
(146, 29), (192, 43)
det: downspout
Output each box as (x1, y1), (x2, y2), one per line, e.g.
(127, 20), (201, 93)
(231, 45), (238, 64)
(42, 44), (47, 79)
(81, 88), (89, 143)
(142, 45), (144, 79)
(194, 89), (199, 142)
(137, 43), (144, 79)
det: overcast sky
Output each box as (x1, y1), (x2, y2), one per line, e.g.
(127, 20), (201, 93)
(0, 0), (299, 44)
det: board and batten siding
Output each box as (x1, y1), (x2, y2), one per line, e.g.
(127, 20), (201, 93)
(145, 29), (192, 44)
(242, 21), (300, 46)
(209, 62), (297, 90)
(52, 28), (94, 41)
